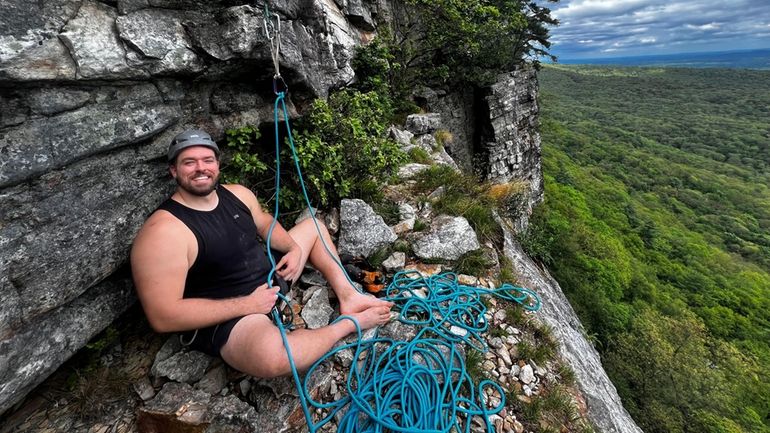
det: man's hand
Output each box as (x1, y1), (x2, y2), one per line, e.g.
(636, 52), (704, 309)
(247, 283), (281, 314)
(275, 245), (303, 282)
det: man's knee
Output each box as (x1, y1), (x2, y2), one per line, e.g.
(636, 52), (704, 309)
(254, 353), (291, 378)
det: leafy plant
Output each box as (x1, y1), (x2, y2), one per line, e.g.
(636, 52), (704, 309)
(220, 125), (267, 186)
(286, 89), (407, 210)
(387, 0), (558, 87)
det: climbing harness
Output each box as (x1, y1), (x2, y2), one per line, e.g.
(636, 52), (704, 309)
(259, 5), (542, 432)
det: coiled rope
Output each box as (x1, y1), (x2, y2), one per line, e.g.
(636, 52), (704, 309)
(260, 6), (541, 433)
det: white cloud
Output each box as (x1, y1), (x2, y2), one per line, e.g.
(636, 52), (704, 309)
(546, 0), (770, 58)
(686, 23), (721, 31)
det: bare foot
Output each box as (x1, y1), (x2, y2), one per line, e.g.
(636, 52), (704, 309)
(339, 290), (393, 316)
(348, 305), (392, 330)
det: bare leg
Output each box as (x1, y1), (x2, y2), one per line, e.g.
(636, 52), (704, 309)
(221, 307), (390, 378)
(287, 219), (392, 315)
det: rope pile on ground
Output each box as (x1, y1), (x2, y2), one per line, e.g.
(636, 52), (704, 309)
(292, 271), (542, 433)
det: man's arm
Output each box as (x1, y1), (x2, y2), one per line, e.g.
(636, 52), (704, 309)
(224, 184), (304, 281)
(130, 211), (279, 333)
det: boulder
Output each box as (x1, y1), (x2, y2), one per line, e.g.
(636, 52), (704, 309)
(397, 163), (431, 179)
(301, 287), (334, 329)
(405, 113), (442, 135)
(59, 1), (148, 80)
(137, 382), (260, 433)
(338, 199), (397, 258)
(412, 215), (480, 261)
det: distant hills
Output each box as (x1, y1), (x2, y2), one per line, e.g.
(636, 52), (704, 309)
(555, 48), (770, 69)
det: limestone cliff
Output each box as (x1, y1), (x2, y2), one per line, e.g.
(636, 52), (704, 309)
(0, 2), (641, 433)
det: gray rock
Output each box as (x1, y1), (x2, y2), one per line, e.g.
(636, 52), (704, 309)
(294, 206), (318, 225)
(412, 86), (475, 170)
(416, 134), (437, 152)
(0, 37), (78, 81)
(137, 382), (260, 432)
(300, 270), (328, 288)
(382, 252), (406, 272)
(0, 1), (80, 60)
(405, 113), (442, 135)
(133, 376), (156, 401)
(519, 364), (535, 384)
(0, 113), (174, 341)
(379, 319), (418, 342)
(413, 215), (480, 261)
(195, 364), (228, 395)
(207, 394), (261, 430)
(397, 163), (431, 179)
(239, 378), (251, 396)
(0, 277), (135, 414)
(59, 1), (147, 79)
(0, 0), (80, 81)
(301, 287), (334, 329)
(388, 126), (414, 147)
(391, 219), (415, 235)
(338, 199), (397, 258)
(0, 84), (178, 188)
(427, 186), (445, 201)
(248, 362), (333, 432)
(399, 202), (416, 221)
(302, 285), (323, 304)
(26, 88), (91, 116)
(325, 207), (340, 235)
(185, 5), (264, 62)
(116, 9), (206, 74)
(151, 350), (212, 383)
(0, 96), (26, 127)
(342, 0), (375, 31)
(432, 147), (460, 169)
(154, 336), (183, 365)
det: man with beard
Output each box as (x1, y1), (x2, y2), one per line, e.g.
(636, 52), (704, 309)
(131, 128), (392, 377)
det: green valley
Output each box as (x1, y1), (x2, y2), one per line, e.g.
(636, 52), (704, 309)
(528, 65), (770, 433)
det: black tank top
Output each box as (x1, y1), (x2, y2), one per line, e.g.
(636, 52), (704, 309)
(155, 186), (272, 299)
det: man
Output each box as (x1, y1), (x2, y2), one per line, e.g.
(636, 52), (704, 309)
(131, 128), (392, 378)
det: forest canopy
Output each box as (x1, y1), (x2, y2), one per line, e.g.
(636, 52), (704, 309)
(528, 65), (770, 433)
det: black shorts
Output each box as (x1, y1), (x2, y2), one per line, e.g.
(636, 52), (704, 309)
(180, 316), (245, 357)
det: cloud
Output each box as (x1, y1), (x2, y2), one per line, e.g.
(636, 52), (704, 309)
(545, 0), (770, 58)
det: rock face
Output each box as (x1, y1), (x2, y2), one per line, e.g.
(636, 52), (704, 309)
(497, 216), (644, 433)
(483, 69), (543, 231)
(0, 0), (377, 415)
(414, 69), (542, 231)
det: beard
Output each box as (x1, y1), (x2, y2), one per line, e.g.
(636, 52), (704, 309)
(176, 171), (219, 196)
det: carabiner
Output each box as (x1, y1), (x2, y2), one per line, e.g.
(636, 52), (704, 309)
(273, 74), (288, 95)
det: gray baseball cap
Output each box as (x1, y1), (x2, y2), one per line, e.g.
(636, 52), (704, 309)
(168, 129), (220, 162)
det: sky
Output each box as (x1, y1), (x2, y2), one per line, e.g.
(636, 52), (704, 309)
(545, 0), (770, 59)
